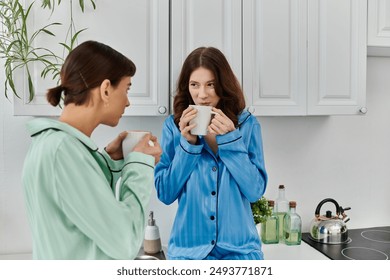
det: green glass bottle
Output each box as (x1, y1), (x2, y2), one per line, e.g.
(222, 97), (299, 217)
(275, 185), (289, 241)
(283, 201), (302, 245)
(261, 200), (279, 244)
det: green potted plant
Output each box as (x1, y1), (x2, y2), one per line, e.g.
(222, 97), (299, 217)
(251, 196), (272, 225)
(0, 0), (95, 101)
(251, 196), (272, 238)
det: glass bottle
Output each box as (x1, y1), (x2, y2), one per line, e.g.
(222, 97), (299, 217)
(283, 201), (302, 245)
(261, 200), (279, 244)
(275, 185), (289, 241)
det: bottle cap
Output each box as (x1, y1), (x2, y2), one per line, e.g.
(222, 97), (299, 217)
(268, 200), (275, 207)
(279, 185), (285, 189)
(148, 211), (155, 226)
(289, 201), (297, 207)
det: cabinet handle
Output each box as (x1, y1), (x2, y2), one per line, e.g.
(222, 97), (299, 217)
(247, 106), (255, 114)
(158, 106), (167, 114)
(359, 107), (367, 114)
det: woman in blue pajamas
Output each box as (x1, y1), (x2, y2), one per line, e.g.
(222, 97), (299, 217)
(154, 47), (268, 260)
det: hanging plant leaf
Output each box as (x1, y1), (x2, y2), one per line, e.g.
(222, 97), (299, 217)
(26, 69), (35, 102)
(1, 0), (97, 101)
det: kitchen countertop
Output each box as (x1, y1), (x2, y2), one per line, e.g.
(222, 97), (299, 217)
(262, 241), (329, 260)
(302, 226), (390, 260)
(136, 243), (331, 260)
(0, 242), (329, 260)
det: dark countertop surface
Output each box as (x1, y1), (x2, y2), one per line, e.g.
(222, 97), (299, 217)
(302, 226), (390, 260)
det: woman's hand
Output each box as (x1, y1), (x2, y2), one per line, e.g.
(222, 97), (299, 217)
(178, 106), (198, 144)
(105, 131), (128, 160)
(105, 132), (162, 165)
(208, 107), (235, 135)
(133, 134), (162, 165)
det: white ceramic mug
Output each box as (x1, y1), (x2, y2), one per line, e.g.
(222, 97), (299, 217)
(122, 130), (152, 156)
(189, 105), (218, 135)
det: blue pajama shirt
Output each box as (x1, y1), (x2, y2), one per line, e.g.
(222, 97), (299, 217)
(154, 111), (268, 260)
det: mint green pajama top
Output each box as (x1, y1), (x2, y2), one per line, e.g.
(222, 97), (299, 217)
(22, 118), (154, 259)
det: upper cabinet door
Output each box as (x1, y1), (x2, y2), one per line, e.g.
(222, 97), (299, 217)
(243, 0), (308, 116)
(170, 0), (242, 96)
(307, 0), (367, 115)
(13, 0), (170, 116)
(243, 0), (367, 116)
(367, 0), (390, 56)
(368, 0), (390, 46)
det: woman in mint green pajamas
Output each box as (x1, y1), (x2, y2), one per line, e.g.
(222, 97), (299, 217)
(22, 41), (162, 259)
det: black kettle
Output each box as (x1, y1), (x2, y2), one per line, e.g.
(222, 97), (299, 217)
(309, 198), (351, 244)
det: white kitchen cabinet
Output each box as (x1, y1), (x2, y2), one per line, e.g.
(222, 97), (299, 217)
(12, 0), (367, 117)
(243, 0), (367, 116)
(170, 0), (242, 95)
(243, 0), (307, 116)
(307, 0), (367, 115)
(13, 0), (170, 116)
(367, 0), (390, 56)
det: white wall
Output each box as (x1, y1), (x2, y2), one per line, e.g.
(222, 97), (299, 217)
(1, 57), (390, 257)
(260, 57), (390, 230)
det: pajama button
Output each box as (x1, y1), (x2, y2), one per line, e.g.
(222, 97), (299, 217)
(212, 166), (217, 172)
(211, 240), (215, 245)
(211, 191), (216, 196)
(210, 216), (215, 220)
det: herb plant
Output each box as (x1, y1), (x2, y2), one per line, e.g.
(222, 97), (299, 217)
(251, 196), (272, 224)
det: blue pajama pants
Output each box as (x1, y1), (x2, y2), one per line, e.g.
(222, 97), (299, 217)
(169, 246), (264, 260)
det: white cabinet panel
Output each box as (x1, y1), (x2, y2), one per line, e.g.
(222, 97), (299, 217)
(170, 0), (242, 96)
(367, 0), (390, 56)
(307, 0), (367, 115)
(368, 0), (390, 46)
(243, 0), (367, 116)
(243, 0), (307, 115)
(13, 0), (169, 116)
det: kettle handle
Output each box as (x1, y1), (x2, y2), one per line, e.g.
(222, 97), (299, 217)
(315, 198), (340, 217)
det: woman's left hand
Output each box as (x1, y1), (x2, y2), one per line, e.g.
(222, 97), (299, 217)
(105, 131), (128, 160)
(208, 108), (235, 135)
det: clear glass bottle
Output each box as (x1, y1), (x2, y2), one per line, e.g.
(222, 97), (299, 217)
(283, 201), (302, 245)
(275, 185), (289, 241)
(261, 200), (279, 244)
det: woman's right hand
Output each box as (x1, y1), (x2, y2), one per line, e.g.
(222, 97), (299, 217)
(133, 134), (162, 165)
(178, 106), (198, 144)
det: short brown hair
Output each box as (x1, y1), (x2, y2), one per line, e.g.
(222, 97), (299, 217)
(47, 40), (136, 107)
(173, 47), (245, 126)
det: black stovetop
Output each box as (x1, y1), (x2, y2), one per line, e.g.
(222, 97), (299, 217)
(302, 226), (390, 260)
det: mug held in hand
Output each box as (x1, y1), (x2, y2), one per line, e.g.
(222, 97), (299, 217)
(189, 105), (218, 136)
(122, 130), (154, 156)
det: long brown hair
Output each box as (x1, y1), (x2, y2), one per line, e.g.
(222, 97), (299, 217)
(173, 47), (245, 126)
(47, 40), (136, 107)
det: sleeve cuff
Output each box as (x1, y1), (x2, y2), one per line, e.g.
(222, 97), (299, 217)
(216, 129), (242, 146)
(101, 148), (124, 171)
(179, 136), (203, 154)
(124, 151), (155, 168)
